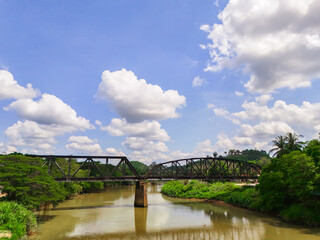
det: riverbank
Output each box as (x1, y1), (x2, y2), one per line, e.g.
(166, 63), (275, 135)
(161, 180), (320, 227)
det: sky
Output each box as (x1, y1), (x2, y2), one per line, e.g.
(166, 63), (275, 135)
(1, 0), (320, 163)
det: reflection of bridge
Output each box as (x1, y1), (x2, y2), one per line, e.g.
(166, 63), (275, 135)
(35, 155), (261, 207)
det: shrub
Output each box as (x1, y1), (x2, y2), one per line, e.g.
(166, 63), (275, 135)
(0, 201), (37, 240)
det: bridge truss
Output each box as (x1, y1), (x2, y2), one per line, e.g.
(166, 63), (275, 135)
(34, 155), (261, 182)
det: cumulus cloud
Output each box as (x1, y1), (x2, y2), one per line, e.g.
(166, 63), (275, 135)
(105, 148), (125, 156)
(96, 68), (186, 122)
(202, 0), (320, 93)
(233, 100), (320, 134)
(101, 118), (169, 141)
(4, 92), (94, 153)
(235, 91), (244, 96)
(66, 136), (103, 154)
(193, 139), (216, 156)
(123, 137), (169, 152)
(67, 136), (97, 144)
(5, 93), (94, 130)
(5, 120), (59, 153)
(212, 95), (320, 151)
(192, 76), (207, 87)
(0, 142), (17, 154)
(0, 70), (39, 100)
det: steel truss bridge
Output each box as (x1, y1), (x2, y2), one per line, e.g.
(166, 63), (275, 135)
(34, 155), (261, 182)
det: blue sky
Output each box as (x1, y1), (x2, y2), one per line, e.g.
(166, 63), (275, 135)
(1, 0), (320, 163)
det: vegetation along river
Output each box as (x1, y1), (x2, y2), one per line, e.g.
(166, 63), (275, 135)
(32, 184), (320, 240)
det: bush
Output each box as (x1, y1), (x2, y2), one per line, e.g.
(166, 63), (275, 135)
(280, 201), (320, 226)
(0, 201), (37, 240)
(161, 181), (184, 197)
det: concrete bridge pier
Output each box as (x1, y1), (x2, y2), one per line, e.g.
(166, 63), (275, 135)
(134, 181), (148, 207)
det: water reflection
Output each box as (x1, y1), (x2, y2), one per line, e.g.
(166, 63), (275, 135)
(33, 185), (320, 240)
(134, 207), (148, 233)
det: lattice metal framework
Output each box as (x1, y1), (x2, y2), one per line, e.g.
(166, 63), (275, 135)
(36, 155), (141, 182)
(35, 155), (261, 182)
(144, 157), (261, 180)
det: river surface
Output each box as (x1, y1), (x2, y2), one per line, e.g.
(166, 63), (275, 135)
(33, 185), (320, 240)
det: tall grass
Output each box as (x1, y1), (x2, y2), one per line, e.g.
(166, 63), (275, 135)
(0, 201), (37, 240)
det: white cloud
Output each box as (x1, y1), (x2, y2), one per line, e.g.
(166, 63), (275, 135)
(101, 118), (169, 141)
(105, 148), (125, 156)
(5, 93), (94, 131)
(192, 76), (207, 87)
(193, 139), (216, 156)
(4, 93), (94, 153)
(255, 94), (273, 105)
(207, 103), (215, 109)
(216, 133), (235, 151)
(95, 120), (102, 126)
(0, 142), (17, 154)
(212, 95), (320, 151)
(233, 100), (320, 134)
(202, 0), (320, 93)
(5, 120), (58, 153)
(199, 44), (207, 50)
(67, 135), (97, 144)
(96, 68), (186, 123)
(0, 70), (39, 100)
(123, 137), (169, 153)
(66, 135), (103, 154)
(213, 108), (229, 117)
(235, 91), (244, 96)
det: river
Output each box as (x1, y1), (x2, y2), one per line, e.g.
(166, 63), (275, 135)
(33, 184), (320, 240)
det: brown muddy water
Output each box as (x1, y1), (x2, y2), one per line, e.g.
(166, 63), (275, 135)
(32, 185), (320, 240)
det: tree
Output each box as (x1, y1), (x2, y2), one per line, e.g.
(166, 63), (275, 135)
(304, 139), (320, 165)
(0, 155), (67, 209)
(130, 161), (148, 175)
(269, 133), (304, 158)
(259, 151), (318, 210)
(285, 132), (304, 152)
(226, 149), (270, 162)
(269, 135), (287, 157)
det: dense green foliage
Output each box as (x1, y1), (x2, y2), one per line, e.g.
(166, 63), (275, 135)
(223, 149), (271, 167)
(0, 201), (37, 240)
(226, 149), (270, 162)
(0, 155), (67, 209)
(258, 139), (320, 226)
(130, 161), (149, 175)
(161, 180), (262, 210)
(269, 132), (304, 157)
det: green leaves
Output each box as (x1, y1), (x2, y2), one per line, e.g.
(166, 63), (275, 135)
(0, 155), (67, 209)
(259, 151), (319, 210)
(269, 133), (304, 158)
(0, 201), (37, 240)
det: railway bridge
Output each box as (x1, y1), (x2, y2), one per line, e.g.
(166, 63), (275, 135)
(35, 155), (261, 207)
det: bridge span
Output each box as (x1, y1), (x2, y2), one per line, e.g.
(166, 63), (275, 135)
(34, 155), (261, 207)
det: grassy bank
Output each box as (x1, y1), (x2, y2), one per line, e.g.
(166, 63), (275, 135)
(161, 180), (320, 227)
(0, 201), (37, 240)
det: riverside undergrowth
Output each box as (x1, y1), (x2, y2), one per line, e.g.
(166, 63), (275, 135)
(0, 201), (37, 240)
(161, 180), (263, 210)
(161, 180), (320, 227)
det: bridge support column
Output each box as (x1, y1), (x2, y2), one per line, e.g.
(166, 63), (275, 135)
(134, 181), (148, 207)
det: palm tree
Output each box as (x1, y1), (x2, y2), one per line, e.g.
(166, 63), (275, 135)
(269, 132), (304, 158)
(269, 135), (287, 157)
(285, 132), (304, 152)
